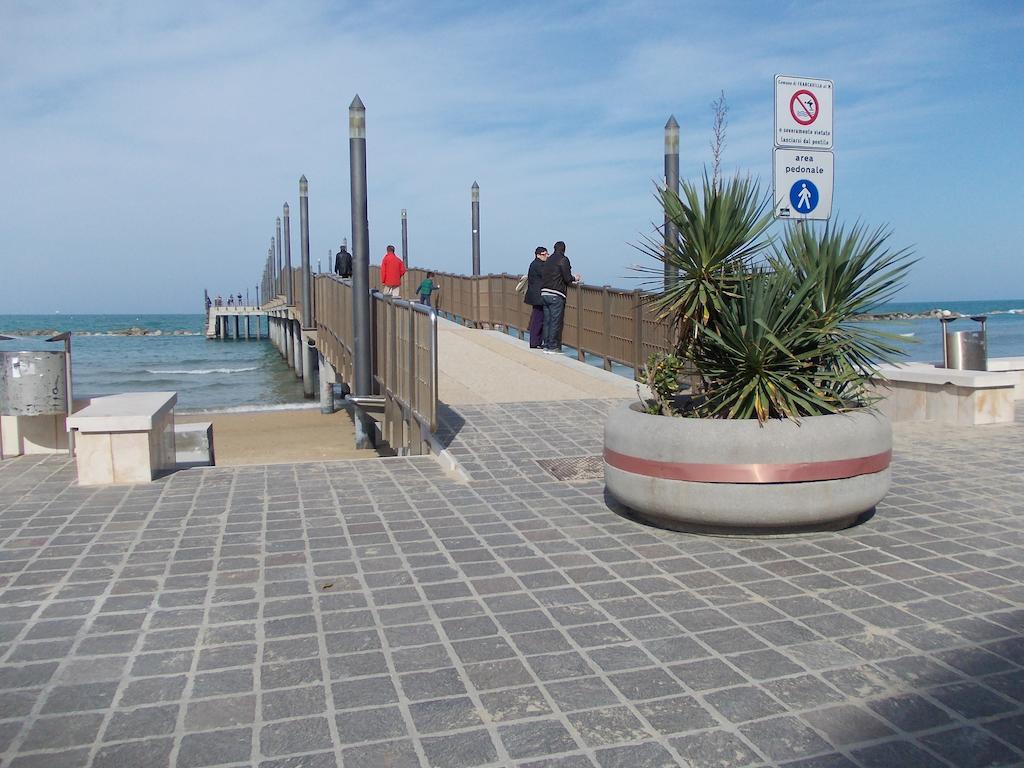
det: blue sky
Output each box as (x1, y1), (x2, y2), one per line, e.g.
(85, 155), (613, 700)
(2, 0), (1023, 312)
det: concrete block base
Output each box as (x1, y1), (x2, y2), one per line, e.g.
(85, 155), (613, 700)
(1, 413), (68, 458)
(175, 422), (215, 467)
(871, 363), (1017, 425)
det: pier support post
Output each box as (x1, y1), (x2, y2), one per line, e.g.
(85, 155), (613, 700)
(319, 353), (337, 414)
(664, 116), (680, 289)
(244, 315), (250, 340)
(471, 182), (480, 275)
(285, 317), (295, 368)
(233, 315), (239, 339)
(292, 322), (302, 378)
(302, 339), (316, 398)
(349, 94), (375, 449)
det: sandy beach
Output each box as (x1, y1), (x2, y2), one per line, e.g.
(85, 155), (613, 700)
(177, 407), (386, 466)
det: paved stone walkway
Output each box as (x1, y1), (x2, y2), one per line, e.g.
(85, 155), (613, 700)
(1, 401), (1023, 767)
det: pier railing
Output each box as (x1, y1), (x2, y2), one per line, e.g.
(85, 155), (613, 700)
(366, 265), (673, 377)
(314, 274), (438, 452)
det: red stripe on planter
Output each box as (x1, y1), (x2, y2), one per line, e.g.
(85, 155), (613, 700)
(603, 447), (891, 484)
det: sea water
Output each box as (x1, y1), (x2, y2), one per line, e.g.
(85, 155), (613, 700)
(573, 299), (1024, 377)
(3, 301), (1024, 411)
(859, 299), (1024, 364)
(0, 314), (309, 413)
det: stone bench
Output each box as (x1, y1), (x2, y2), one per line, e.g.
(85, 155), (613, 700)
(870, 364), (1017, 425)
(986, 356), (1024, 400)
(66, 392), (177, 485)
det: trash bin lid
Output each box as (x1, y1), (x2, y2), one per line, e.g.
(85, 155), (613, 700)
(0, 334), (67, 354)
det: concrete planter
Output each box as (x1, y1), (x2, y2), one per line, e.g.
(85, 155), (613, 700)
(604, 403), (891, 534)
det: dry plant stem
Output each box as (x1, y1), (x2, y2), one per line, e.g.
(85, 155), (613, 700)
(710, 90), (728, 190)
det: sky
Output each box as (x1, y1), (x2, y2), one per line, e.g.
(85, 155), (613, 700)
(2, 0), (1023, 313)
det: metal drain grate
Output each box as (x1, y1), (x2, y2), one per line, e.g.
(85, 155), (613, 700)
(536, 455), (604, 482)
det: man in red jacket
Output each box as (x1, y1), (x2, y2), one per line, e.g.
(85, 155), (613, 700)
(380, 245), (406, 298)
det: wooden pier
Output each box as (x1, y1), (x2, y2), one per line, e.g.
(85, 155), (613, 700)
(204, 306), (267, 340)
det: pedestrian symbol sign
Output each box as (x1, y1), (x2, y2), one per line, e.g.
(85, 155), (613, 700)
(790, 180), (819, 213)
(773, 149), (833, 221)
(775, 75), (833, 149)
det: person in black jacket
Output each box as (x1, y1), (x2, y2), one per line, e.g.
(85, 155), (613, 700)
(334, 240), (352, 278)
(539, 241), (581, 353)
(524, 246), (548, 348)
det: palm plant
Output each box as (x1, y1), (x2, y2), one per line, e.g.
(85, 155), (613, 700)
(640, 173), (774, 355)
(641, 175), (914, 422)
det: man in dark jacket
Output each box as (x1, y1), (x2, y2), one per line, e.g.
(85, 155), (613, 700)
(334, 240), (352, 278)
(524, 246), (548, 348)
(539, 241), (581, 353)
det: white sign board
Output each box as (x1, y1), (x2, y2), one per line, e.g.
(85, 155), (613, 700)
(774, 149), (834, 220)
(775, 75), (833, 149)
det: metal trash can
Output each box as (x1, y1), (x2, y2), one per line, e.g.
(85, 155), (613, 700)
(940, 316), (987, 371)
(0, 335), (70, 416)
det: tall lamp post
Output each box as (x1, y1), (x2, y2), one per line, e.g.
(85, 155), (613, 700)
(471, 182), (480, 276)
(401, 209), (409, 267)
(349, 95), (373, 448)
(664, 116), (680, 289)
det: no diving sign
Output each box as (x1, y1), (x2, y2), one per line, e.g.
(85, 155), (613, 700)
(773, 149), (833, 220)
(775, 75), (833, 149)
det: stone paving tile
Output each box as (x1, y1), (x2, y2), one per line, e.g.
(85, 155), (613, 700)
(0, 400), (1023, 766)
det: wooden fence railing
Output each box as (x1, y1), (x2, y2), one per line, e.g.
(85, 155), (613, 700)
(313, 274), (438, 452)
(364, 265), (672, 377)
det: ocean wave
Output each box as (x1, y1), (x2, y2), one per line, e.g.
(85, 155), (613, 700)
(146, 366), (258, 375)
(899, 332), (915, 337)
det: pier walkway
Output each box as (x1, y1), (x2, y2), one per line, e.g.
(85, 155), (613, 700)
(435, 320), (639, 406)
(1, 399), (1023, 767)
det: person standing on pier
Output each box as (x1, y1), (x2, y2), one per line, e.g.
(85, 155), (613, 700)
(335, 241), (352, 278)
(381, 245), (406, 298)
(524, 246), (548, 348)
(539, 241), (580, 354)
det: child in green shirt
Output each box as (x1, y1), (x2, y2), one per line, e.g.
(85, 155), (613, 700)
(417, 272), (437, 307)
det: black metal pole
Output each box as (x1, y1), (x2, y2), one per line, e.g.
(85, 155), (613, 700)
(300, 176), (312, 329)
(350, 95), (372, 400)
(471, 182), (480, 276)
(275, 219), (282, 297)
(283, 203), (293, 305)
(401, 209), (409, 267)
(664, 115), (680, 289)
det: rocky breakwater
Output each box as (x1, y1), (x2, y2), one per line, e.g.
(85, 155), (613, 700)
(851, 309), (966, 322)
(1, 327), (199, 337)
